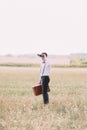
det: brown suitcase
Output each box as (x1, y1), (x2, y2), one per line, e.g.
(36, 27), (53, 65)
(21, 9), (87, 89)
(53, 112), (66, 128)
(32, 84), (50, 96)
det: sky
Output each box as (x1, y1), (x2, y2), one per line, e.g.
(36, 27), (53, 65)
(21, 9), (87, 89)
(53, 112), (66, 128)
(0, 0), (87, 55)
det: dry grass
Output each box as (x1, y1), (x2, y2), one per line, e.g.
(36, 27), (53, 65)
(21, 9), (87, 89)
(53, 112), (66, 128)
(0, 67), (87, 130)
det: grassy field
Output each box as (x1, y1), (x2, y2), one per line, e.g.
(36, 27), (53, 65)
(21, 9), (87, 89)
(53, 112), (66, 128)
(0, 67), (87, 130)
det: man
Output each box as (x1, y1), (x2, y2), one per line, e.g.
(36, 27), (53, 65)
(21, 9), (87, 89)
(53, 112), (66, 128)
(37, 52), (50, 106)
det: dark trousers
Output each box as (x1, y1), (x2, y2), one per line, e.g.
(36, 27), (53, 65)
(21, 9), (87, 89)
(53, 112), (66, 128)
(41, 76), (50, 104)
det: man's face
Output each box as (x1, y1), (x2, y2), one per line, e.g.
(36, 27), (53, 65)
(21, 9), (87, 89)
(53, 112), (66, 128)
(41, 54), (46, 61)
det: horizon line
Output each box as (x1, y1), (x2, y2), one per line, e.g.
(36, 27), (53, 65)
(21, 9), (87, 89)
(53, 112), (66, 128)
(0, 52), (87, 56)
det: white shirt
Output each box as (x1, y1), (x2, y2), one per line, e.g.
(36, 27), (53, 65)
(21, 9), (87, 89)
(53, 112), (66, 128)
(40, 60), (50, 77)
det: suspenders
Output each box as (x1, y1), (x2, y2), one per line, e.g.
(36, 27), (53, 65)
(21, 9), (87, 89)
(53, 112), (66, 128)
(42, 63), (46, 76)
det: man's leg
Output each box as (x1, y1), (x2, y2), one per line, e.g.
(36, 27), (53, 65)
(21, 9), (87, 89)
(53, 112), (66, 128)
(41, 76), (49, 104)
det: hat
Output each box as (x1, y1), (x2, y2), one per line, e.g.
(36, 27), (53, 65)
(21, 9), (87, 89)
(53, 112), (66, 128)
(37, 52), (48, 57)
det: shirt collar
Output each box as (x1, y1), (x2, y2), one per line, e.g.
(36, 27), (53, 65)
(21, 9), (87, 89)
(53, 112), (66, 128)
(42, 60), (47, 63)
